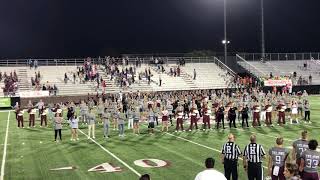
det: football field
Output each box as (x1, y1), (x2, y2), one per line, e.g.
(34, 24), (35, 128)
(0, 96), (320, 180)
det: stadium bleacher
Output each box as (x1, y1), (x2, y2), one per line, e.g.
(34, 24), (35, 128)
(237, 54), (320, 85)
(0, 57), (235, 96)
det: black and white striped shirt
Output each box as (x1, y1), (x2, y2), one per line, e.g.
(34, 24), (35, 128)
(221, 142), (242, 160)
(243, 143), (266, 163)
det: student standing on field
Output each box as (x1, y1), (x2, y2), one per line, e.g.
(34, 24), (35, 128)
(86, 108), (96, 139)
(127, 106), (134, 129)
(69, 113), (79, 141)
(117, 107), (126, 137)
(54, 113), (62, 142)
(103, 108), (111, 139)
(133, 107), (140, 135)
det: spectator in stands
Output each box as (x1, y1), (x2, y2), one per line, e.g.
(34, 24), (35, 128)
(2, 71), (18, 96)
(269, 72), (273, 79)
(73, 72), (76, 83)
(308, 75), (312, 85)
(194, 158), (226, 180)
(159, 75), (162, 86)
(193, 69), (196, 80)
(53, 84), (58, 96)
(34, 59), (38, 69)
(64, 73), (68, 84)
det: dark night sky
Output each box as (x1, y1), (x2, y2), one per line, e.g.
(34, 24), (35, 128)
(0, 0), (319, 58)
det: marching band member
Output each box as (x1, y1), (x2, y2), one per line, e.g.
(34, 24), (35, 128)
(260, 101), (266, 125)
(29, 107), (36, 128)
(189, 103), (198, 131)
(175, 102), (184, 132)
(228, 102), (237, 128)
(202, 104), (211, 130)
(252, 101), (261, 127)
(277, 101), (286, 125)
(265, 101), (273, 126)
(161, 106), (169, 132)
(40, 107), (48, 127)
(17, 107), (24, 128)
(167, 101), (174, 126)
(216, 102), (225, 129)
(240, 104), (249, 128)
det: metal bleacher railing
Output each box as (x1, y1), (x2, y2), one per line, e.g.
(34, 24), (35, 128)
(237, 52), (320, 61)
(0, 56), (234, 74)
(236, 54), (267, 77)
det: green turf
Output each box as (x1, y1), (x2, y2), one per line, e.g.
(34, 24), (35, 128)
(1, 96), (319, 180)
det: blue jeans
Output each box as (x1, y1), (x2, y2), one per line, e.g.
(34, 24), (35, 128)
(104, 124), (109, 137)
(118, 124), (124, 135)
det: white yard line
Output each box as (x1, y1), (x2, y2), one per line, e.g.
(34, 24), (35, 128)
(78, 129), (141, 177)
(164, 131), (268, 169)
(142, 124), (268, 169)
(237, 123), (320, 142)
(236, 128), (294, 142)
(1, 111), (11, 180)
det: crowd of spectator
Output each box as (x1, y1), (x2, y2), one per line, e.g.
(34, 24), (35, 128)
(1, 71), (18, 96)
(31, 70), (58, 96)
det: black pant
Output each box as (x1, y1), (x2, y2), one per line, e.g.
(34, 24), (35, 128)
(224, 159), (238, 180)
(229, 115), (237, 128)
(248, 162), (263, 180)
(198, 109), (202, 117)
(242, 115), (249, 127)
(55, 129), (62, 141)
(169, 114), (173, 125)
(304, 111), (310, 121)
(155, 116), (159, 125)
(217, 114), (225, 129)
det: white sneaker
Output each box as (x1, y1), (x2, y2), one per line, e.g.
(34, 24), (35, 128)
(189, 129), (192, 132)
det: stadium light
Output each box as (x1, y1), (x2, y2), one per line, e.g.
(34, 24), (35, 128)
(223, 0), (228, 65)
(222, 40), (230, 44)
(261, 0), (266, 60)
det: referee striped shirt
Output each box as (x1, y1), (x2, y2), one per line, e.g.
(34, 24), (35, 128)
(221, 142), (242, 160)
(243, 143), (266, 163)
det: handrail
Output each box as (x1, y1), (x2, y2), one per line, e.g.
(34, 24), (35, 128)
(265, 61), (281, 75)
(0, 56), (214, 67)
(236, 54), (267, 77)
(213, 57), (236, 77)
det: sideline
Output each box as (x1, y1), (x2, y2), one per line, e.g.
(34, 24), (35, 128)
(1, 111), (11, 180)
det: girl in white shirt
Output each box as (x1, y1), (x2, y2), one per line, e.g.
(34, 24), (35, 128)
(291, 101), (298, 124)
(69, 114), (79, 141)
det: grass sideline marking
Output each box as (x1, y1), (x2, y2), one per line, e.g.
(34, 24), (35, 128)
(78, 129), (141, 177)
(141, 124), (268, 169)
(237, 123), (320, 142)
(163, 131), (268, 169)
(1, 111), (11, 180)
